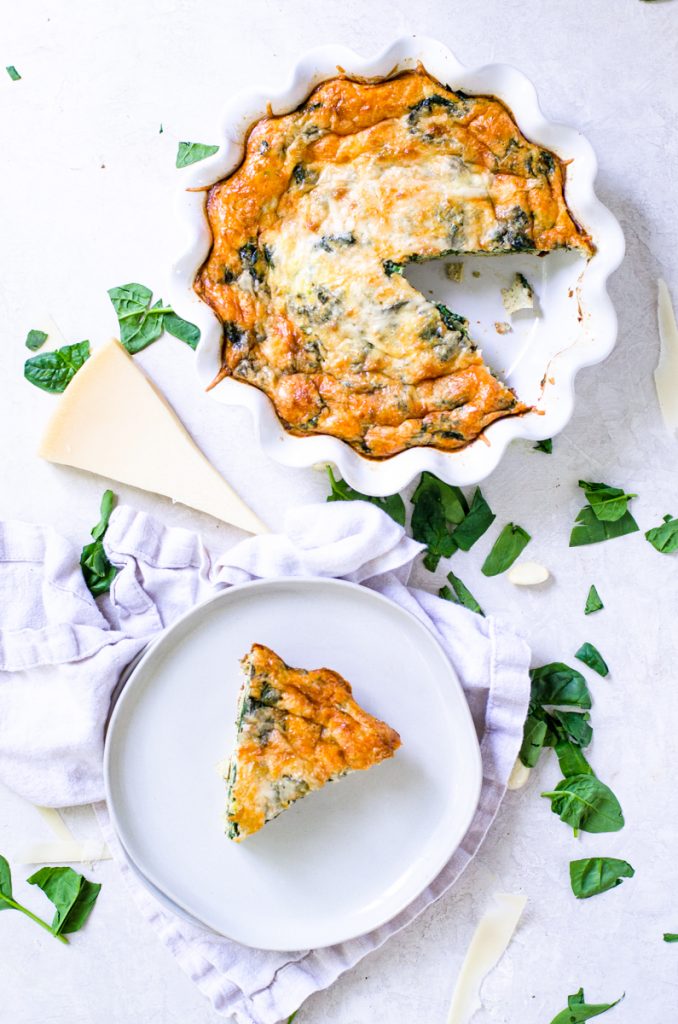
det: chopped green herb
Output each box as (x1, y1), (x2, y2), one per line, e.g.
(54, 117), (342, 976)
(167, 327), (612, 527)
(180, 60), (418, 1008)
(645, 514), (678, 553)
(108, 283), (200, 353)
(569, 858), (634, 899)
(80, 490), (118, 597)
(24, 341), (90, 393)
(27, 866), (101, 936)
(548, 988), (622, 1024)
(584, 585), (604, 615)
(176, 141), (219, 168)
(448, 488), (494, 551)
(576, 642), (609, 678)
(481, 523), (531, 576)
(541, 774), (624, 834)
(578, 480), (637, 522)
(411, 472), (468, 570)
(325, 467), (405, 526)
(534, 438), (553, 454)
(6, 65), (21, 81)
(663, 934), (678, 942)
(569, 505), (639, 546)
(439, 570), (484, 616)
(25, 329), (48, 351)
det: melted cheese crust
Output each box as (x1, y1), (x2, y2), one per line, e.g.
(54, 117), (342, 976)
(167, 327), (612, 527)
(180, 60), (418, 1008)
(196, 70), (594, 458)
(225, 644), (401, 840)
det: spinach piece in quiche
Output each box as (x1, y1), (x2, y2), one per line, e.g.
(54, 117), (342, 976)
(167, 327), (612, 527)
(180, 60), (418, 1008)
(548, 989), (622, 1024)
(176, 141), (219, 168)
(645, 514), (678, 553)
(24, 341), (90, 393)
(383, 260), (404, 276)
(325, 467), (406, 526)
(569, 858), (634, 899)
(411, 472), (468, 570)
(481, 523), (530, 576)
(435, 303), (470, 337)
(575, 642), (609, 677)
(584, 585), (604, 615)
(80, 490), (118, 597)
(25, 329), (48, 351)
(439, 570), (484, 617)
(534, 438), (553, 454)
(108, 283), (200, 353)
(541, 774), (624, 834)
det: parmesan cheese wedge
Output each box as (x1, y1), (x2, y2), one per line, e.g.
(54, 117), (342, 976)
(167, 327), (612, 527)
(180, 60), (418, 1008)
(35, 806), (75, 842)
(507, 759), (532, 790)
(16, 840), (111, 865)
(446, 893), (527, 1024)
(39, 339), (267, 534)
(655, 279), (678, 437)
(507, 561), (550, 586)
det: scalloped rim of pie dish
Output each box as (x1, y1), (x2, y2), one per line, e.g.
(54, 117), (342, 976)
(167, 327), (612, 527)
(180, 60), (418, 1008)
(171, 37), (625, 496)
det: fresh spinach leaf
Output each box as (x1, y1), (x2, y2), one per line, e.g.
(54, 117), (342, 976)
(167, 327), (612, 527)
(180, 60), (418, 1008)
(108, 283), (200, 354)
(576, 643), (609, 678)
(411, 472), (468, 570)
(519, 712), (549, 767)
(578, 481), (637, 523)
(27, 866), (101, 936)
(663, 933), (678, 942)
(163, 313), (201, 350)
(176, 141), (219, 168)
(0, 855), (68, 943)
(530, 663), (591, 709)
(646, 514), (678, 553)
(534, 438), (553, 454)
(569, 858), (634, 899)
(585, 585), (604, 615)
(325, 467), (406, 525)
(80, 490), (118, 597)
(24, 341), (90, 393)
(481, 523), (530, 576)
(550, 709), (592, 748)
(287, 1013), (298, 1024)
(541, 774), (624, 833)
(6, 65), (21, 81)
(549, 989), (622, 1024)
(25, 329), (48, 351)
(448, 488), (494, 551)
(554, 737), (593, 778)
(570, 505), (639, 547)
(439, 570), (484, 616)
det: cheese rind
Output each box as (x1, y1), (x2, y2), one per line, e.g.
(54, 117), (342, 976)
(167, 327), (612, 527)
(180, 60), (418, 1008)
(39, 339), (266, 534)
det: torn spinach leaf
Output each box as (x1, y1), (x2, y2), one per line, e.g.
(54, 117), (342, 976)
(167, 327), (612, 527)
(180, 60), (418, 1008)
(448, 488), (494, 551)
(519, 712), (549, 768)
(585, 585), (604, 615)
(176, 141), (219, 168)
(554, 737), (593, 778)
(411, 472), (468, 570)
(24, 341), (90, 393)
(25, 329), (48, 351)
(0, 855), (68, 943)
(108, 282), (200, 353)
(6, 65), (21, 81)
(325, 467), (405, 525)
(646, 514), (678, 553)
(569, 858), (634, 899)
(80, 490), (118, 597)
(534, 438), (552, 454)
(529, 662), (591, 709)
(163, 313), (201, 350)
(541, 774), (624, 833)
(481, 523), (530, 576)
(578, 480), (637, 523)
(663, 934), (678, 942)
(548, 988), (622, 1024)
(27, 866), (101, 936)
(439, 570), (484, 616)
(576, 642), (609, 678)
(570, 505), (639, 547)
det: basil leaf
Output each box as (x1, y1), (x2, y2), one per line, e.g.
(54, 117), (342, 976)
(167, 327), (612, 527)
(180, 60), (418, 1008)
(325, 467), (406, 526)
(439, 570), (484, 617)
(554, 737), (593, 778)
(578, 480), (637, 523)
(549, 989), (622, 1023)
(6, 65), (21, 81)
(448, 488), (494, 551)
(481, 523), (530, 576)
(569, 858), (634, 899)
(164, 313), (201, 350)
(530, 663), (592, 709)
(576, 642), (609, 678)
(25, 329), (48, 351)
(519, 712), (548, 767)
(585, 585), (604, 615)
(411, 472), (468, 568)
(534, 438), (552, 454)
(81, 490), (118, 597)
(664, 934), (678, 942)
(24, 341), (90, 393)
(27, 866), (101, 935)
(108, 284), (172, 353)
(570, 505), (639, 546)
(176, 141), (219, 168)
(646, 514), (678, 553)
(541, 774), (624, 833)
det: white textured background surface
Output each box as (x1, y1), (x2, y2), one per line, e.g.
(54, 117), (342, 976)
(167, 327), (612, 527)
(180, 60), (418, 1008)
(2, 1), (678, 1022)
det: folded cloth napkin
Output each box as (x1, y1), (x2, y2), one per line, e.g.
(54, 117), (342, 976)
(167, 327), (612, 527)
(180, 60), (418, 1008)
(0, 501), (531, 1024)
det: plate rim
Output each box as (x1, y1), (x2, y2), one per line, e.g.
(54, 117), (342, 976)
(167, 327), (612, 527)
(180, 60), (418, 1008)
(103, 575), (483, 950)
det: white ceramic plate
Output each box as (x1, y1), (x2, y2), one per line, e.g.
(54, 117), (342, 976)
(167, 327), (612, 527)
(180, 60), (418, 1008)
(171, 36), (624, 496)
(104, 578), (482, 950)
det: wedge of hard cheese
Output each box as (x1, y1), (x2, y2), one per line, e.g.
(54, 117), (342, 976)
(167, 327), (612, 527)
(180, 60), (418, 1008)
(39, 338), (266, 534)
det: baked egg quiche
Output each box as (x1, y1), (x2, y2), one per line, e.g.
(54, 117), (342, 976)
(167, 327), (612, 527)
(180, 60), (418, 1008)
(224, 644), (401, 840)
(196, 68), (594, 458)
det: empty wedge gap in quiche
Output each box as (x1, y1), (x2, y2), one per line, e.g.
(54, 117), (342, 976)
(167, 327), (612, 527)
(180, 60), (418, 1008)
(224, 644), (401, 841)
(196, 67), (594, 458)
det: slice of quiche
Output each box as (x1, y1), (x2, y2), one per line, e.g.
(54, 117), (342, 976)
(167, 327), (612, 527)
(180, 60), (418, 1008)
(224, 644), (401, 840)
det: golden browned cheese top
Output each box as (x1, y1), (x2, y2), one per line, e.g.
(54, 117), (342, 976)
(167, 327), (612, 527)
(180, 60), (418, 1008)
(196, 70), (594, 458)
(225, 644), (401, 840)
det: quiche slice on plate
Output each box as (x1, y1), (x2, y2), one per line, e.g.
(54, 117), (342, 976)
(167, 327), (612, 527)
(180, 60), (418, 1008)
(224, 643), (401, 840)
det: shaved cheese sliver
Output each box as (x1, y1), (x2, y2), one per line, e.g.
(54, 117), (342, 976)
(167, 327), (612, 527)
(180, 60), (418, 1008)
(655, 279), (678, 436)
(35, 806), (75, 842)
(507, 759), (532, 791)
(446, 893), (527, 1024)
(15, 840), (111, 865)
(507, 562), (550, 586)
